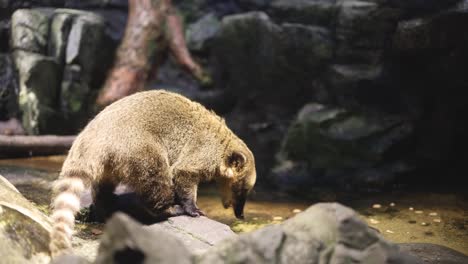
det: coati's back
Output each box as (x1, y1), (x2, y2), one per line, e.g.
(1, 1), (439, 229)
(49, 90), (243, 256)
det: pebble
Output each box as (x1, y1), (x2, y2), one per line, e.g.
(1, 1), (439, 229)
(429, 212), (438, 216)
(421, 222), (429, 226)
(390, 202), (396, 207)
(273, 216), (283, 221)
(433, 218), (442, 223)
(370, 218), (380, 224)
(415, 210), (423, 214)
(386, 230), (395, 234)
(292, 209), (302, 214)
(372, 204), (382, 209)
(409, 207), (414, 211)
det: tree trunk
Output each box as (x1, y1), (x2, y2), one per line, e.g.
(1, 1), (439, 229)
(96, 0), (170, 107)
(96, 0), (208, 108)
(0, 135), (75, 157)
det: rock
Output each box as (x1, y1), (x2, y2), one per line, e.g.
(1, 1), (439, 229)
(214, 12), (334, 179)
(268, 0), (339, 26)
(186, 13), (221, 52)
(94, 213), (192, 264)
(0, 18), (9, 52)
(49, 12), (74, 63)
(9, 8), (113, 135)
(10, 9), (50, 53)
(60, 64), (94, 133)
(212, 12), (333, 178)
(13, 50), (60, 135)
(399, 243), (468, 264)
(0, 54), (19, 121)
(335, 1), (402, 63)
(64, 0), (128, 9)
(215, 11), (333, 106)
(273, 103), (412, 189)
(327, 64), (385, 107)
(197, 203), (419, 264)
(91, 9), (127, 42)
(64, 10), (105, 69)
(153, 215), (237, 255)
(237, 0), (272, 9)
(393, 11), (468, 53)
(0, 174), (52, 263)
(387, 0), (460, 12)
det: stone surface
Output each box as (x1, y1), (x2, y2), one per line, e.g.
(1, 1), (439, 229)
(0, 174), (52, 264)
(9, 8), (112, 135)
(49, 12), (74, 63)
(95, 213), (192, 264)
(10, 9), (50, 53)
(197, 203), (419, 264)
(13, 50), (60, 135)
(399, 243), (468, 264)
(153, 215), (237, 255)
(213, 11), (334, 178)
(269, 0), (339, 26)
(186, 13), (221, 52)
(237, 0), (271, 9)
(273, 102), (412, 189)
(0, 54), (19, 121)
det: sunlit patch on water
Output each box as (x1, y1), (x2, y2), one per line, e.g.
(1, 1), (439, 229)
(0, 156), (467, 255)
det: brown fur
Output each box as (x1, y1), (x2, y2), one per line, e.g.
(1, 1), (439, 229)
(49, 90), (256, 256)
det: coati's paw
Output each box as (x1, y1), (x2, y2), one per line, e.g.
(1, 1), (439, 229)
(183, 205), (205, 217)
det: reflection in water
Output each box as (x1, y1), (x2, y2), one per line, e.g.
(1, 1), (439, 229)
(0, 156), (467, 254)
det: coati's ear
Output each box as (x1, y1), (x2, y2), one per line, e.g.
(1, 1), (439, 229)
(228, 151), (247, 172)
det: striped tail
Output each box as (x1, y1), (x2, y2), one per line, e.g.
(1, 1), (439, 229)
(49, 171), (88, 257)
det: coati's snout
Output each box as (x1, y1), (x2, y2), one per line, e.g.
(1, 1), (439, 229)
(219, 150), (256, 219)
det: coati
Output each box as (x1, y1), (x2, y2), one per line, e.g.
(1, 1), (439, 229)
(49, 90), (256, 256)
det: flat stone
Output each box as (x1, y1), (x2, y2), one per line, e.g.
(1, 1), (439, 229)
(153, 215), (237, 255)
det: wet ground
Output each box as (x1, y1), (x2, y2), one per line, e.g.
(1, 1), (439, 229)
(0, 156), (467, 255)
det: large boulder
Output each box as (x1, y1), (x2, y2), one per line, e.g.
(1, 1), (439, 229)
(196, 203), (420, 264)
(272, 103), (412, 190)
(214, 11), (333, 108)
(13, 50), (60, 135)
(10, 8), (113, 135)
(268, 0), (339, 26)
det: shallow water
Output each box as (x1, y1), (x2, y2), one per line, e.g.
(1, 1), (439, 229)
(0, 156), (467, 255)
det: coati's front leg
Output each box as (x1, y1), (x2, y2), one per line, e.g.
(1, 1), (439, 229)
(173, 171), (205, 217)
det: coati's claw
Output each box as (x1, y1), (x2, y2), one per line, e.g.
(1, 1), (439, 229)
(183, 205), (205, 217)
